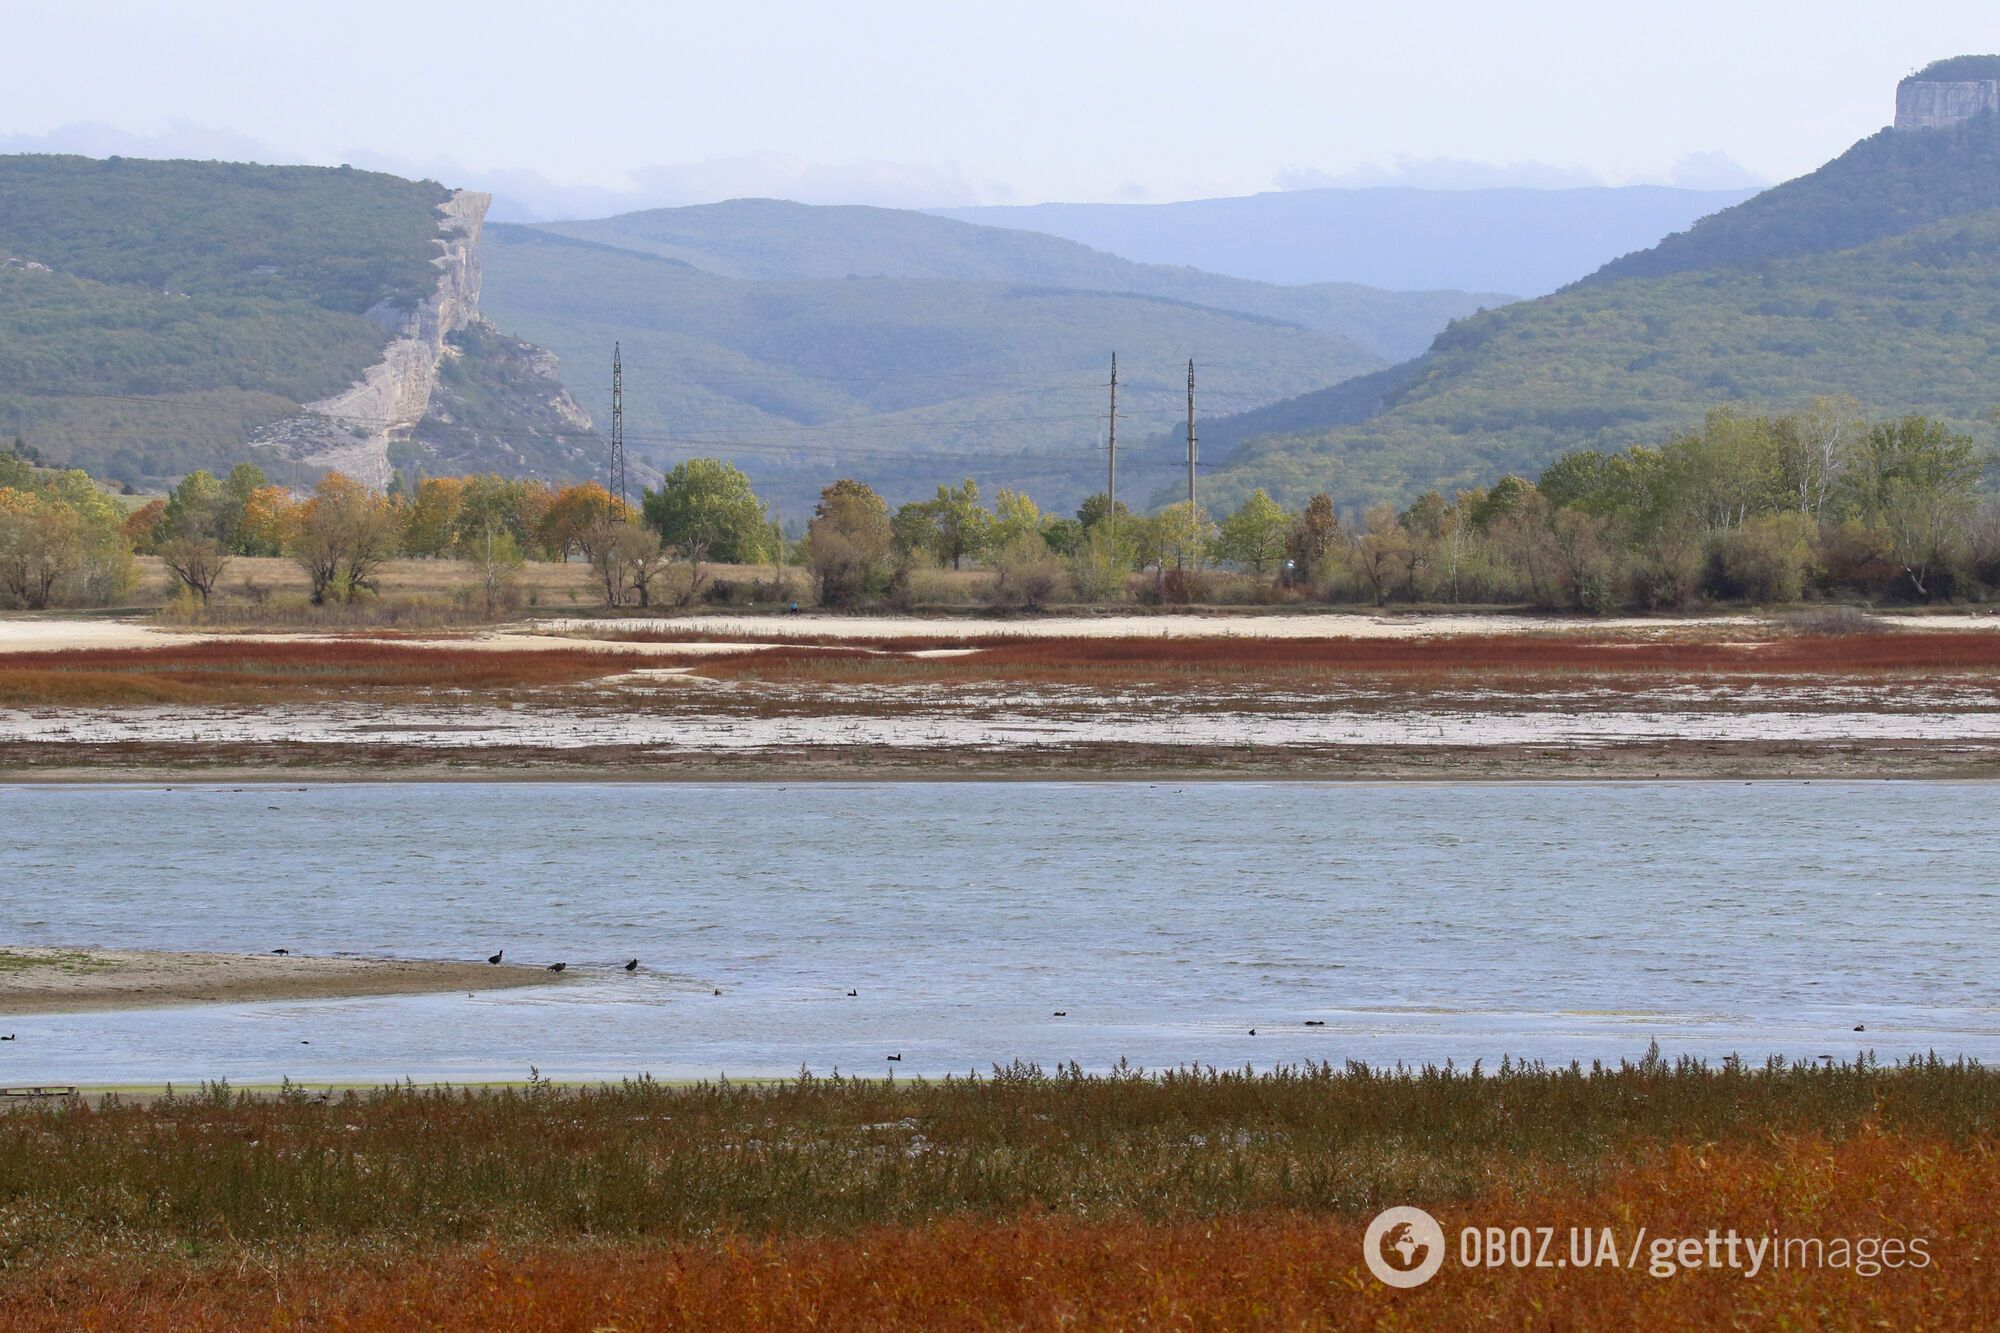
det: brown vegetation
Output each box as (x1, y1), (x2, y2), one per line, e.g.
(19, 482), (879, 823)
(0, 640), (638, 705)
(2, 1060), (1994, 1328)
(677, 628), (2000, 686)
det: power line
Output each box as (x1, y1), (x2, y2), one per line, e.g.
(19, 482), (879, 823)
(609, 342), (627, 509)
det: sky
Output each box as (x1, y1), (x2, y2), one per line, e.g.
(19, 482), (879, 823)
(2, 1), (1996, 218)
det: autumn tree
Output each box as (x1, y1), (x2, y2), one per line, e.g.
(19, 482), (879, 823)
(157, 534), (230, 604)
(289, 472), (397, 604)
(539, 482), (624, 562)
(807, 479), (893, 608)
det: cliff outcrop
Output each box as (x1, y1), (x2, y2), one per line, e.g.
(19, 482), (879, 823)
(255, 190), (597, 487)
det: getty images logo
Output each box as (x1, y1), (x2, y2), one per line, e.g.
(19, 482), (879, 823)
(1363, 1206), (1447, 1288)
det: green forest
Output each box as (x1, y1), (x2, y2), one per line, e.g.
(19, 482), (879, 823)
(1196, 113), (2000, 512)
(0, 157), (451, 487)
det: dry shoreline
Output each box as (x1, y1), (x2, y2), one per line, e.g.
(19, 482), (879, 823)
(0, 947), (556, 1015)
(5, 738), (1999, 784)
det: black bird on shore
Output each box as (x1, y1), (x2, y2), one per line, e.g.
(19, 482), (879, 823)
(488, 950), (503, 965)
(1854, 1024), (1866, 1032)
(624, 959), (639, 972)
(1053, 1011), (1067, 1017)
(547, 962), (566, 973)
(1248, 1028), (1258, 1036)
(846, 989), (858, 997)
(271, 948), (289, 956)
(886, 1053), (902, 1062)
(1304, 1020), (1325, 1027)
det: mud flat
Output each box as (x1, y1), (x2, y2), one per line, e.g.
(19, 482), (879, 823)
(0, 947), (554, 1014)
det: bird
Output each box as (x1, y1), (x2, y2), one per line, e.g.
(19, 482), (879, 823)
(713, 988), (722, 996)
(0, 1034), (14, 1041)
(547, 962), (566, 973)
(886, 1053), (902, 1062)
(1304, 1020), (1326, 1027)
(624, 959), (639, 972)
(488, 950), (503, 965)
(271, 948), (289, 956)
(846, 989), (858, 997)
(1248, 1028), (1258, 1036)
(1854, 1024), (1866, 1032)
(300, 1040), (310, 1045)
(1053, 1011), (1067, 1017)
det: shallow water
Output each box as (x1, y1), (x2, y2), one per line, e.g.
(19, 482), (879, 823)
(1, 781), (1994, 1084)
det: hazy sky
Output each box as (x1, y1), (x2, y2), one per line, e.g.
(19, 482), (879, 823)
(3, 2), (1995, 216)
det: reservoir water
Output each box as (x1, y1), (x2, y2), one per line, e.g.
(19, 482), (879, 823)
(1, 780), (1993, 1084)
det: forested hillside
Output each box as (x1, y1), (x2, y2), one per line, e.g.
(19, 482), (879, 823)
(531, 199), (1506, 361)
(481, 224), (1390, 513)
(0, 156), (601, 490)
(1193, 115), (2000, 511)
(0, 157), (450, 485)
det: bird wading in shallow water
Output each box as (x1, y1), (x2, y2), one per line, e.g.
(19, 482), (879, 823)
(488, 951), (503, 965)
(625, 959), (639, 972)
(547, 963), (566, 973)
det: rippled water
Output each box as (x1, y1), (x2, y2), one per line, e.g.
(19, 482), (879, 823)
(2, 781), (1995, 1084)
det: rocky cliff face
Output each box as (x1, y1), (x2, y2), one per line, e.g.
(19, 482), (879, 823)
(255, 190), (597, 488)
(1895, 78), (2000, 131)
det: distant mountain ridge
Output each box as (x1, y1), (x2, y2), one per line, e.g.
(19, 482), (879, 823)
(935, 185), (1758, 296)
(1188, 105), (2000, 512)
(533, 200), (1509, 362)
(481, 216), (1395, 514)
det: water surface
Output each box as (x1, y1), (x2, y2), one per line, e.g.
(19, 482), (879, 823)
(1, 781), (1991, 1083)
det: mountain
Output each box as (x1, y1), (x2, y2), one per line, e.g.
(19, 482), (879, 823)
(0, 155), (597, 490)
(480, 222), (1390, 514)
(935, 186), (1758, 296)
(532, 199), (1509, 362)
(1190, 98), (2000, 513)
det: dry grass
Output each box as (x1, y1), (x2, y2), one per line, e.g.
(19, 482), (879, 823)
(1, 1060), (1993, 1327)
(0, 641), (640, 705)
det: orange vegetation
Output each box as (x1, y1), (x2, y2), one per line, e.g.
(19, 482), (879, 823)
(16, 1127), (1992, 1331)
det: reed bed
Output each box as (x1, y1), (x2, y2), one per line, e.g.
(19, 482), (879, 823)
(3, 1059), (1995, 1328)
(2, 1057), (1993, 1255)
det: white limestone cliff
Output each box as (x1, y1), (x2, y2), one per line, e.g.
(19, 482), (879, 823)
(255, 190), (492, 489)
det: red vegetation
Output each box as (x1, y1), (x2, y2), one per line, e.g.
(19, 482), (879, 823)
(0, 641), (639, 704)
(17, 1128), (1994, 1330)
(686, 629), (2000, 682)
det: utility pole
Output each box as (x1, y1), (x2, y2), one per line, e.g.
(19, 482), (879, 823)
(1106, 351), (1118, 535)
(610, 342), (627, 511)
(1186, 358), (1197, 510)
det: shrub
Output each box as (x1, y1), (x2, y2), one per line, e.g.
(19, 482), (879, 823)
(1710, 513), (1816, 603)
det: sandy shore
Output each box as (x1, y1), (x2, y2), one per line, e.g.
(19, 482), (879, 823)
(0, 946), (556, 1014)
(6, 609), (1999, 659)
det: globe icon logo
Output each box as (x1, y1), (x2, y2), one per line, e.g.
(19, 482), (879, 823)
(1362, 1205), (1446, 1288)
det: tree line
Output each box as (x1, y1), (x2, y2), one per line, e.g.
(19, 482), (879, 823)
(1, 398), (1994, 613)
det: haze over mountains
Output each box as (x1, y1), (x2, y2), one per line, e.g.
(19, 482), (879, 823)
(1190, 67), (2000, 511)
(11, 61), (1998, 521)
(478, 202), (1510, 511)
(937, 186), (1758, 295)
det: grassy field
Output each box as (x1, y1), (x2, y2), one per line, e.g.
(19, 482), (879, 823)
(1, 1059), (1993, 1326)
